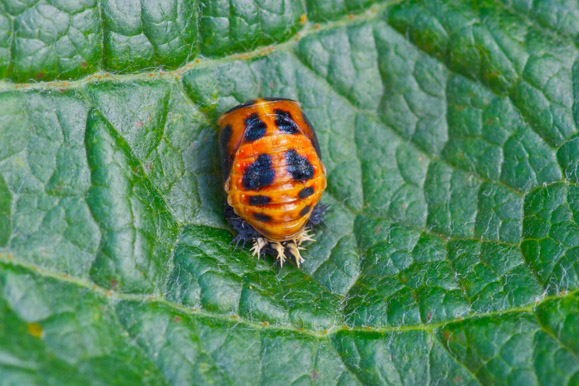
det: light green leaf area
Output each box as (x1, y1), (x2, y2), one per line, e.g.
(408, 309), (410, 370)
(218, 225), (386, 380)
(0, 0), (578, 385)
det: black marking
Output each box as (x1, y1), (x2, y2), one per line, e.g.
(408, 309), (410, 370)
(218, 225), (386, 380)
(286, 149), (314, 181)
(299, 205), (311, 217)
(224, 204), (261, 248)
(275, 109), (299, 134)
(242, 154), (275, 190)
(249, 195), (271, 206)
(253, 213), (272, 222)
(308, 203), (329, 226)
(298, 186), (314, 199)
(223, 99), (256, 115)
(301, 111), (322, 159)
(244, 113), (267, 141)
(219, 124), (233, 176)
(261, 97), (296, 102)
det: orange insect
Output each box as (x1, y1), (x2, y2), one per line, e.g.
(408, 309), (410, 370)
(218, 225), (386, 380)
(218, 98), (327, 267)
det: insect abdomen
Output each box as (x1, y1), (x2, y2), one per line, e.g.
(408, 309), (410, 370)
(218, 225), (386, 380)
(218, 98), (327, 243)
(228, 135), (325, 241)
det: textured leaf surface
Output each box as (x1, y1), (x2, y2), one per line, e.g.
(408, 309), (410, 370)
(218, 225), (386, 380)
(0, 0), (578, 385)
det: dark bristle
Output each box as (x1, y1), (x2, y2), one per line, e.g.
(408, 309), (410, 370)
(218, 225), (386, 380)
(308, 203), (329, 226)
(224, 204), (261, 243)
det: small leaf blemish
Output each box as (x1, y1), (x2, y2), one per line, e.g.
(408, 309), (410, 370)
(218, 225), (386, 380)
(27, 323), (43, 338)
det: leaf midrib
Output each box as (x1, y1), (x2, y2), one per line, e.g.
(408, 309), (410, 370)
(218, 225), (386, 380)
(0, 1), (394, 92)
(1, 252), (574, 338)
(1, 0), (576, 92)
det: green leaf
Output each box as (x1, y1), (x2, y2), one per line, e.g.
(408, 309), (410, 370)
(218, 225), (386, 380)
(0, 0), (578, 384)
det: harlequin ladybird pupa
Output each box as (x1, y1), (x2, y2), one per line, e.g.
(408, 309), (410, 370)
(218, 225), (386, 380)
(218, 98), (327, 267)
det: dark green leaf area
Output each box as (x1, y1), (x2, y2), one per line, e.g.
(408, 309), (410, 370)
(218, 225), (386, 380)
(166, 225), (342, 330)
(0, 264), (167, 385)
(0, 176), (11, 247)
(522, 183), (579, 291)
(0, 91), (100, 277)
(386, 0), (577, 147)
(1, 0), (579, 384)
(0, 0), (307, 82)
(85, 109), (179, 293)
(200, 0), (305, 56)
(438, 296), (579, 386)
(305, 0), (382, 22)
(2, 263), (578, 385)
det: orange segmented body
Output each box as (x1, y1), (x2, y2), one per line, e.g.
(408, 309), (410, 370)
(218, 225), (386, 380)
(218, 98), (327, 242)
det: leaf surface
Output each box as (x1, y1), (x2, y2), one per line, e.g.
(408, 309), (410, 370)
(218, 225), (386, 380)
(0, 0), (578, 384)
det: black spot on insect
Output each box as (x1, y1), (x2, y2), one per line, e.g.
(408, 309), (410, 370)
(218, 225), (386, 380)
(243, 154), (275, 190)
(244, 113), (267, 141)
(298, 186), (314, 199)
(223, 99), (256, 115)
(286, 149), (314, 181)
(301, 111), (322, 159)
(249, 195), (271, 206)
(254, 213), (272, 222)
(219, 124), (233, 176)
(275, 109), (299, 134)
(299, 205), (311, 217)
